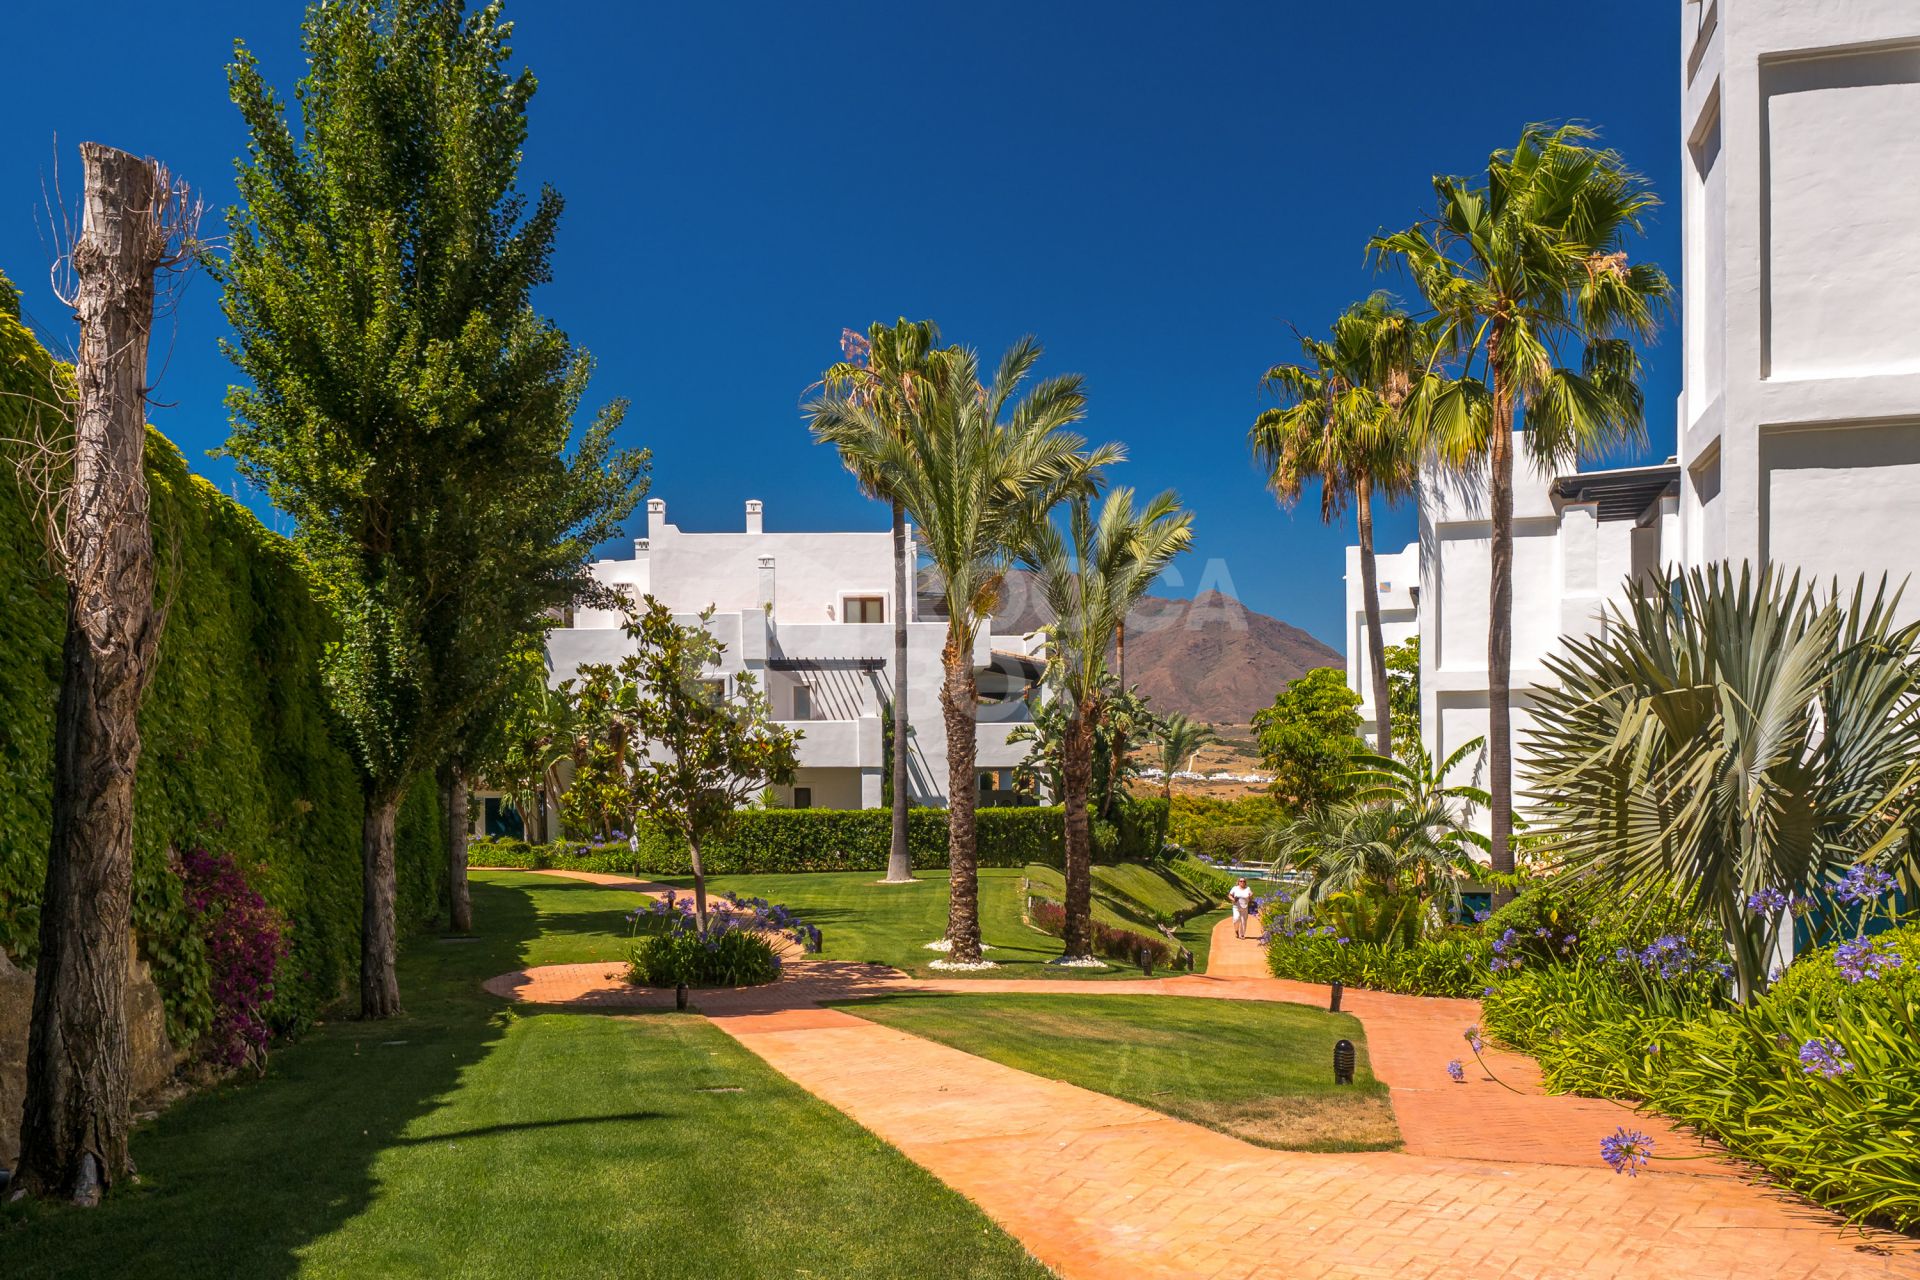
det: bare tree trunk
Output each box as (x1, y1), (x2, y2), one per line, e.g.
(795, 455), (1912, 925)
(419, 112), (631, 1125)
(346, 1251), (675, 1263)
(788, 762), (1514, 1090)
(941, 636), (982, 962)
(886, 501), (913, 882)
(1487, 371), (1515, 903)
(1060, 705), (1095, 959)
(688, 831), (709, 936)
(1356, 480), (1392, 755)
(444, 758), (471, 933)
(16, 144), (166, 1205)
(360, 792), (402, 1018)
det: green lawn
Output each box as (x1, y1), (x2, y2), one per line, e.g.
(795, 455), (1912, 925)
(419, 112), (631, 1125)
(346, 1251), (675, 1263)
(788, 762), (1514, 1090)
(0, 873), (1050, 1279)
(652, 865), (1224, 979)
(837, 993), (1400, 1153)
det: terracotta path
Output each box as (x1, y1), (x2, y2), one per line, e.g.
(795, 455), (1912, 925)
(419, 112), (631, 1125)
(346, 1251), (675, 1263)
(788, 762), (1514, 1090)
(484, 868), (1920, 1277)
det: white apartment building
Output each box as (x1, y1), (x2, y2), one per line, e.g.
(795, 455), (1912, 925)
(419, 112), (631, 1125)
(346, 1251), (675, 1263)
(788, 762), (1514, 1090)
(490, 496), (1040, 830)
(1346, 1), (1920, 815)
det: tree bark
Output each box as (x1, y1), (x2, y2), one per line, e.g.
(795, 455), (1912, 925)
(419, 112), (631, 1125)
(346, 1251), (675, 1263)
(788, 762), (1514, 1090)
(15, 144), (166, 1206)
(1101, 620), (1127, 820)
(360, 792), (403, 1018)
(443, 758), (471, 933)
(1486, 366), (1515, 902)
(687, 831), (709, 936)
(941, 634), (982, 962)
(1060, 704), (1096, 959)
(1356, 480), (1392, 756)
(886, 500), (913, 882)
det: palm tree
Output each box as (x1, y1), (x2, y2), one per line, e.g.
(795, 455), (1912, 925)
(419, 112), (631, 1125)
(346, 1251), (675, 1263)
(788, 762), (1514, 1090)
(813, 319), (960, 884)
(1371, 123), (1671, 891)
(1525, 566), (1920, 1002)
(1264, 791), (1481, 928)
(1025, 488), (1194, 958)
(810, 339), (1114, 962)
(1252, 293), (1429, 757)
(1155, 713), (1216, 804)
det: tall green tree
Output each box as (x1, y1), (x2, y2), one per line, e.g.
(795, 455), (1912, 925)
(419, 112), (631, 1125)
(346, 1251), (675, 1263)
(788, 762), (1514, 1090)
(1252, 293), (1429, 757)
(222, 0), (647, 1015)
(810, 339), (1111, 963)
(814, 319), (960, 884)
(1526, 567), (1920, 1002)
(1251, 667), (1365, 812)
(1382, 637), (1421, 762)
(1154, 714), (1217, 804)
(1371, 123), (1669, 891)
(1024, 488), (1193, 957)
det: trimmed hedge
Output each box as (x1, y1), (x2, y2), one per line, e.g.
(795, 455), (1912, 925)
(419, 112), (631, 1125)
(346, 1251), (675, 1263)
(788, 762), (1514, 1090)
(471, 797), (1171, 876)
(0, 283), (444, 1043)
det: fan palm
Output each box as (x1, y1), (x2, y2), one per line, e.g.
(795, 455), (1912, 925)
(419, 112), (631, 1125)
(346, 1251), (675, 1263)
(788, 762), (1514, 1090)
(1264, 793), (1480, 928)
(1156, 713), (1216, 804)
(810, 338), (1115, 962)
(1252, 293), (1431, 755)
(1371, 123), (1671, 891)
(813, 319), (962, 883)
(1025, 488), (1194, 957)
(1525, 565), (1920, 1002)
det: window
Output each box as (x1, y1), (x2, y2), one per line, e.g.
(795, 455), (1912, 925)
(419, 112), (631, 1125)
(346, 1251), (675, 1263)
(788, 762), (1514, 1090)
(792, 685), (811, 721)
(696, 677), (725, 704)
(792, 786), (813, 810)
(843, 595), (885, 624)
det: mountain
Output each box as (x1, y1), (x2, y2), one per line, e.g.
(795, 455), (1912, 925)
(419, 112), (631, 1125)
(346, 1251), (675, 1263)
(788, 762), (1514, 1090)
(985, 571), (1342, 724)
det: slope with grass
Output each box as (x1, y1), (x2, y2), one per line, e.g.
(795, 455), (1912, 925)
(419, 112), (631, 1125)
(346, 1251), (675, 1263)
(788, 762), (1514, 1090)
(0, 873), (1050, 1279)
(837, 993), (1398, 1152)
(655, 865), (1223, 979)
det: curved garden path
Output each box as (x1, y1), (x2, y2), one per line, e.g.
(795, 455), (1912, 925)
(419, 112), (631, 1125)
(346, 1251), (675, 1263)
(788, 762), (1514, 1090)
(484, 868), (1920, 1278)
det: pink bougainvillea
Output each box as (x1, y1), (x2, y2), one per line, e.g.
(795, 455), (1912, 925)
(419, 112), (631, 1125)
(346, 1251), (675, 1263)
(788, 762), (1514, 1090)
(178, 847), (289, 1070)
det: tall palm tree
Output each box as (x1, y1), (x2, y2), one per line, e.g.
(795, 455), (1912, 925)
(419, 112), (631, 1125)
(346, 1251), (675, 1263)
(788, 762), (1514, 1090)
(1252, 293), (1428, 757)
(810, 339), (1114, 962)
(1155, 716), (1215, 804)
(1371, 123), (1670, 890)
(813, 319), (960, 883)
(1025, 488), (1194, 958)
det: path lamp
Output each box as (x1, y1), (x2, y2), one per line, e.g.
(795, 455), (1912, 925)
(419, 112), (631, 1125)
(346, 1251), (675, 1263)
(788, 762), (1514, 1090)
(675, 982), (689, 1011)
(1328, 980), (1343, 1012)
(1333, 1038), (1356, 1085)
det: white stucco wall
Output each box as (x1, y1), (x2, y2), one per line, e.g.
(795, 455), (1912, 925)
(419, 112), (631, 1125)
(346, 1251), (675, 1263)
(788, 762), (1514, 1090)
(1343, 541), (1419, 749)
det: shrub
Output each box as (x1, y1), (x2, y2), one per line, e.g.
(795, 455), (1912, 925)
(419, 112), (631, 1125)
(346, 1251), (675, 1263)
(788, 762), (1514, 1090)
(1166, 794), (1280, 859)
(1483, 924), (1920, 1232)
(1264, 923), (1489, 997)
(178, 848), (290, 1069)
(627, 927), (780, 988)
(1027, 898), (1175, 969)
(1165, 855), (1234, 902)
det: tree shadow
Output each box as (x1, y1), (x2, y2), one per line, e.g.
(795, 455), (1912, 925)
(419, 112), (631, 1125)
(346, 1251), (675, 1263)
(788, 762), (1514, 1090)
(0, 877), (546, 1278)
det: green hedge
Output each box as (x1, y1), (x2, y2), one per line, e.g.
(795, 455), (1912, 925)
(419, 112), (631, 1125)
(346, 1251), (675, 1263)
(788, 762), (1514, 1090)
(472, 797), (1171, 876)
(0, 284), (444, 1042)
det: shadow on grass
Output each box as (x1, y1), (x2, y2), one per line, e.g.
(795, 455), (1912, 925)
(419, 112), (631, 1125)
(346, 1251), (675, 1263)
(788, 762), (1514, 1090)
(0, 877), (544, 1279)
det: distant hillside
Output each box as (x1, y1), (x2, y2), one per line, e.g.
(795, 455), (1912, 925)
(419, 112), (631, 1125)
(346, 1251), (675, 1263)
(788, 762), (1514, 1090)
(985, 571), (1342, 724)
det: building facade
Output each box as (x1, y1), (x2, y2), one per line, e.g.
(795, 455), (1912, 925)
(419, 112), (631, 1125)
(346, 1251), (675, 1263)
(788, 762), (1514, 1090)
(521, 497), (1040, 824)
(1348, 1), (1920, 819)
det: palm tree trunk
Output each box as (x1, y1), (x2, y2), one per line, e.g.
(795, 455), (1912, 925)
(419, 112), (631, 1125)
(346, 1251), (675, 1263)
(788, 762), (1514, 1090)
(941, 632), (983, 962)
(1061, 706), (1096, 958)
(443, 758), (471, 933)
(1487, 374), (1515, 902)
(1102, 621), (1127, 819)
(1356, 479), (1392, 755)
(886, 500), (913, 881)
(15, 144), (165, 1205)
(360, 790), (403, 1018)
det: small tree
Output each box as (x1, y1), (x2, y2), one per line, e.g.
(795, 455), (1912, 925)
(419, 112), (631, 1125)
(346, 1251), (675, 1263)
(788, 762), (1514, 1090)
(1155, 714), (1217, 804)
(1252, 668), (1365, 812)
(1383, 637), (1420, 761)
(622, 598), (799, 932)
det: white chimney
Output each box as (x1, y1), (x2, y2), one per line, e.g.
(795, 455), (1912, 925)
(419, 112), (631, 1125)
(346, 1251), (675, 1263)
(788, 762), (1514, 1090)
(646, 497), (667, 537)
(757, 555), (776, 612)
(745, 498), (763, 534)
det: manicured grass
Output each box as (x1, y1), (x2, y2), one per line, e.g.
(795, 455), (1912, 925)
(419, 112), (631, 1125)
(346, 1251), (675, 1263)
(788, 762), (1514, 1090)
(0, 873), (1050, 1279)
(654, 865), (1223, 979)
(1020, 861), (1219, 931)
(836, 993), (1401, 1153)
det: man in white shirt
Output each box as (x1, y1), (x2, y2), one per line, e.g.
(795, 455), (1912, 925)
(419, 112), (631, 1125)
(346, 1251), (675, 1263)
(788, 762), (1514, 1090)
(1229, 878), (1255, 940)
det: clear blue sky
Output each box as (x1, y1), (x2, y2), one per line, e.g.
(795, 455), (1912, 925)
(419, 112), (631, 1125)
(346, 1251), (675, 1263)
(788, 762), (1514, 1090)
(0, 1), (1680, 648)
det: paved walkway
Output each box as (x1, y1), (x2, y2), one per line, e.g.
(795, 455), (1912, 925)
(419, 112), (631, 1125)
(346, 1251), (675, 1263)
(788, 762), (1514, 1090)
(484, 868), (1920, 1277)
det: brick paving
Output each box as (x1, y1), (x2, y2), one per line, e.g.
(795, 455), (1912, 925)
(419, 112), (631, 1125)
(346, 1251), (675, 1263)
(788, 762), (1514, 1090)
(484, 868), (1920, 1277)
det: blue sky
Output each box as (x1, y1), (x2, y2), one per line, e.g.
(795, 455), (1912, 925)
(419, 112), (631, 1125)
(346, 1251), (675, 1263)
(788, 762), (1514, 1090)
(0, 1), (1680, 647)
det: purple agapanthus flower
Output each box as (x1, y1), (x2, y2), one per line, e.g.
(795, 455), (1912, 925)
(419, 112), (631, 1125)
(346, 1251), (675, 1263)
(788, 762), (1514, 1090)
(1834, 937), (1903, 984)
(1599, 1127), (1654, 1176)
(1471, 909), (1491, 924)
(1745, 886), (1791, 914)
(1463, 1024), (1485, 1054)
(1446, 1060), (1466, 1084)
(1798, 1038), (1854, 1079)
(1834, 863), (1895, 906)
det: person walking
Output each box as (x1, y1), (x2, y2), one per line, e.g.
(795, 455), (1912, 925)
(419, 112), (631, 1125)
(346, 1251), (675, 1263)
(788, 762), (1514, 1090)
(1229, 878), (1255, 940)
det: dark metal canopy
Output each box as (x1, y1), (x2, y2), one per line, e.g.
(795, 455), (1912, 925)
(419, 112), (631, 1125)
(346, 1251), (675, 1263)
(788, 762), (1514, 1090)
(766, 656), (885, 672)
(1552, 462), (1680, 523)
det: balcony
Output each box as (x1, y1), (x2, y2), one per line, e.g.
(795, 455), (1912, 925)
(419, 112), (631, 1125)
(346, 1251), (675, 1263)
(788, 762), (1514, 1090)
(777, 715), (882, 770)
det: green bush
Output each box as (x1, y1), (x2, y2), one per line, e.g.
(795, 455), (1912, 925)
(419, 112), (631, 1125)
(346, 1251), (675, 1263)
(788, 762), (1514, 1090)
(1263, 923), (1490, 997)
(626, 925), (781, 988)
(1483, 925), (1920, 1232)
(0, 283), (445, 1043)
(1165, 855), (1234, 902)
(1166, 794), (1279, 860)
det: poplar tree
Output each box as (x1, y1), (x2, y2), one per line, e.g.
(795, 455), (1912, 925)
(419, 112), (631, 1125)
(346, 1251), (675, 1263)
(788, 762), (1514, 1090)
(222, 0), (646, 1016)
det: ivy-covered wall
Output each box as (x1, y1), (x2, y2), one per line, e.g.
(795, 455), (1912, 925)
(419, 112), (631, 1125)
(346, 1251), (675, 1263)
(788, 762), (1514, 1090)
(0, 278), (444, 1042)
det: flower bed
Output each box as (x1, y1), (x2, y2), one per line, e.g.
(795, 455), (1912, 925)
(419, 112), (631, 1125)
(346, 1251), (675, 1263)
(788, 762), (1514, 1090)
(623, 890), (822, 988)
